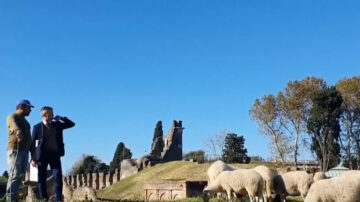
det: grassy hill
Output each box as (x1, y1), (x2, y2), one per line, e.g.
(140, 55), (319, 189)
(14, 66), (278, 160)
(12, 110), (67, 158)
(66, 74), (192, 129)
(97, 161), (267, 200)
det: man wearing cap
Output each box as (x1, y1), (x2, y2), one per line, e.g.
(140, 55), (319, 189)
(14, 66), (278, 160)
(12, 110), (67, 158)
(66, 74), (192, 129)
(6, 99), (34, 201)
(31, 106), (75, 202)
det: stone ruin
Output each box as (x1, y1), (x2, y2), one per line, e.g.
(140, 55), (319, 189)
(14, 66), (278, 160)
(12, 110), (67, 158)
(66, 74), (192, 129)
(151, 120), (183, 163)
(120, 120), (184, 179)
(23, 171), (99, 202)
(144, 180), (207, 201)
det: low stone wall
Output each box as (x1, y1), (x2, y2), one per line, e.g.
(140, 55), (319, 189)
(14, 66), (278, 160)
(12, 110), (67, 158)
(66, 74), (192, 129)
(283, 162), (321, 173)
(144, 180), (207, 201)
(64, 168), (121, 190)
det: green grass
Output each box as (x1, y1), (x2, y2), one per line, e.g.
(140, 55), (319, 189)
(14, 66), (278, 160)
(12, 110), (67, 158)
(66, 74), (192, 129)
(286, 196), (304, 202)
(98, 161), (209, 200)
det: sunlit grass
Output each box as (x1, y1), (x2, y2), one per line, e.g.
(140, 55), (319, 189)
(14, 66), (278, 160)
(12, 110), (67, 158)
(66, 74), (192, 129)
(97, 161), (261, 200)
(97, 161), (301, 201)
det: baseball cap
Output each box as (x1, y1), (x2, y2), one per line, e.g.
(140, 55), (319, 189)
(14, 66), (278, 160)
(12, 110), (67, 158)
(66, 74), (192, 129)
(18, 99), (34, 108)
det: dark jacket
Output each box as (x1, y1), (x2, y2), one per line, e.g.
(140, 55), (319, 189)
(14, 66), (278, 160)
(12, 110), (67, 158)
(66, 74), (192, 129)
(31, 117), (75, 161)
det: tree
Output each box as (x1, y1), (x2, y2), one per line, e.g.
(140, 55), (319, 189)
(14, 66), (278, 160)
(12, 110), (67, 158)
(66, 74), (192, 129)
(222, 133), (250, 163)
(109, 142), (132, 174)
(2, 171), (8, 178)
(203, 130), (227, 160)
(277, 77), (326, 166)
(307, 86), (343, 172)
(183, 150), (205, 163)
(336, 76), (360, 169)
(250, 95), (292, 162)
(70, 154), (109, 175)
(249, 155), (266, 163)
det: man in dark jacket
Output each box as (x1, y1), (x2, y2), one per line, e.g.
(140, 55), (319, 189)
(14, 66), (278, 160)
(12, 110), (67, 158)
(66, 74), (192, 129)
(31, 106), (75, 202)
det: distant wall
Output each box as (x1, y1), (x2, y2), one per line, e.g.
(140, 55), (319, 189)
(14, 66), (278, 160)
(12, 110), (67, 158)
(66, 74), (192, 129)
(144, 180), (207, 201)
(161, 120), (183, 162)
(283, 162), (320, 173)
(64, 168), (120, 190)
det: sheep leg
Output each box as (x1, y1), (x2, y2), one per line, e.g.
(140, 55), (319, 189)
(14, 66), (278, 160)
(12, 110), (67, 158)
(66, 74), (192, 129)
(257, 195), (265, 202)
(249, 195), (254, 202)
(262, 193), (267, 202)
(226, 190), (232, 202)
(301, 193), (306, 200)
(255, 195), (265, 202)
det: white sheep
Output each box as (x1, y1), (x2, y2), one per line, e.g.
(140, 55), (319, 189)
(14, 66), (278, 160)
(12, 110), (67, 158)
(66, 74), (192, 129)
(341, 170), (360, 177)
(313, 171), (326, 182)
(206, 160), (236, 200)
(274, 171), (313, 201)
(207, 160), (235, 184)
(305, 171), (360, 202)
(203, 169), (264, 202)
(253, 165), (276, 202)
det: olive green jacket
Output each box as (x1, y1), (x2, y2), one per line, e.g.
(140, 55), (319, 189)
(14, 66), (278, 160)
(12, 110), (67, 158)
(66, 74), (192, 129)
(7, 113), (32, 151)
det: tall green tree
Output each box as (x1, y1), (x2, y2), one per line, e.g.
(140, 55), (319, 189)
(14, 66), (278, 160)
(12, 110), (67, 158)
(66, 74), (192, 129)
(336, 76), (360, 169)
(222, 133), (250, 163)
(2, 171), (8, 178)
(250, 95), (291, 162)
(109, 142), (132, 174)
(183, 150), (205, 163)
(70, 154), (109, 175)
(277, 77), (326, 166)
(307, 86), (343, 172)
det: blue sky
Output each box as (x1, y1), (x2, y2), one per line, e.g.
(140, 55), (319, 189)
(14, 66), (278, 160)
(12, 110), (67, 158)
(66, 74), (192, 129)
(1, 1), (359, 174)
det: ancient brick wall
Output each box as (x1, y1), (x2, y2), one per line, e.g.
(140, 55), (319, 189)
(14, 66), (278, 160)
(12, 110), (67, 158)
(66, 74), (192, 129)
(144, 180), (207, 201)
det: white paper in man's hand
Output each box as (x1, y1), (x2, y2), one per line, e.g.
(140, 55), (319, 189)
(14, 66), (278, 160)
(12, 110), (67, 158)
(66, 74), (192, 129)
(30, 164), (38, 182)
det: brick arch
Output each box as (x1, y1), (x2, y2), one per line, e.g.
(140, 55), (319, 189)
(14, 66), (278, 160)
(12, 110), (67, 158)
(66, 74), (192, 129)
(172, 194), (180, 200)
(160, 192), (167, 200)
(145, 190), (158, 201)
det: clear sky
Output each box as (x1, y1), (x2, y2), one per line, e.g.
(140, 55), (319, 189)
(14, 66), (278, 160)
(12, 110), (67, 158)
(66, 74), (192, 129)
(1, 1), (359, 174)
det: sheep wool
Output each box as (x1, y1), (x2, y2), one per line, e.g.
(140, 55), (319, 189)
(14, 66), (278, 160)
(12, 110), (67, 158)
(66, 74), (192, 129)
(313, 171), (326, 182)
(207, 160), (235, 184)
(203, 169), (264, 202)
(341, 170), (360, 178)
(253, 165), (276, 202)
(274, 171), (314, 201)
(305, 172), (360, 202)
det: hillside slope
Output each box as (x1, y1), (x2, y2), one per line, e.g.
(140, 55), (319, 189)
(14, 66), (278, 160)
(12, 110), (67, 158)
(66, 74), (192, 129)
(97, 161), (257, 200)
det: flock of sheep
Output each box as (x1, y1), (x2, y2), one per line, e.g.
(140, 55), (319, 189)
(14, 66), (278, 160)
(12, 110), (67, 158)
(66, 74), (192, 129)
(202, 160), (360, 202)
